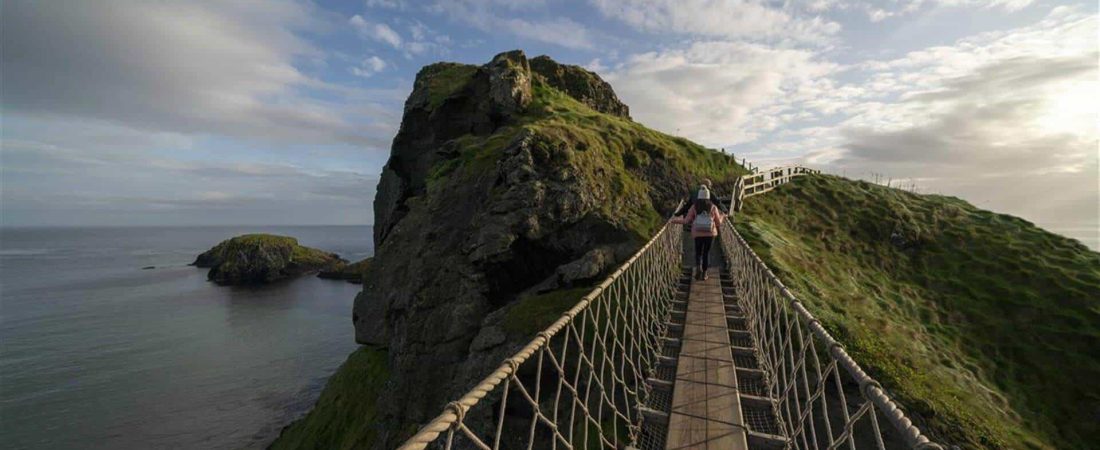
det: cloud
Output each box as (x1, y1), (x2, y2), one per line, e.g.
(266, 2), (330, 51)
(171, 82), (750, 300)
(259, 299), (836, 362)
(816, 10), (1098, 244)
(589, 0), (841, 44)
(428, 0), (594, 49)
(350, 15), (450, 57)
(795, 0), (1038, 22)
(605, 41), (837, 147)
(1, 135), (379, 226)
(0, 0), (388, 148)
(351, 56), (389, 77)
(350, 15), (403, 48)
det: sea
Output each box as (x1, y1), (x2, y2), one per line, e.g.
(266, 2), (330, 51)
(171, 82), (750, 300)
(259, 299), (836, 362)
(0, 226), (372, 450)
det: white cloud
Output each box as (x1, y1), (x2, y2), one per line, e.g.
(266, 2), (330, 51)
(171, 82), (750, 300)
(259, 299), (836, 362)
(590, 0), (841, 44)
(351, 56), (389, 77)
(2, 141), (379, 225)
(350, 14), (404, 48)
(1, 0), (387, 147)
(606, 41), (838, 146)
(809, 8), (1095, 244)
(351, 15), (450, 57)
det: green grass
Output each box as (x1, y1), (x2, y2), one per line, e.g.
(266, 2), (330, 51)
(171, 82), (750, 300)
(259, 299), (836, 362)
(269, 347), (389, 450)
(735, 174), (1100, 449)
(421, 63), (478, 111)
(504, 286), (594, 336)
(425, 75), (745, 243)
(197, 233), (339, 269)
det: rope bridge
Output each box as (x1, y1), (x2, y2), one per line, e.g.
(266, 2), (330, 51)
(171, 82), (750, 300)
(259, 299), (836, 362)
(398, 218), (685, 449)
(399, 170), (942, 450)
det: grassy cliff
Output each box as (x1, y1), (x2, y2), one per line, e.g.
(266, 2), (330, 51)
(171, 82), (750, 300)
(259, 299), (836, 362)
(269, 347), (389, 450)
(272, 53), (744, 448)
(735, 174), (1100, 449)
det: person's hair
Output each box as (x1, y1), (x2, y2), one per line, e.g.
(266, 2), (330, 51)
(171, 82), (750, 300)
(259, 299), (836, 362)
(694, 197), (711, 214)
(702, 178), (712, 188)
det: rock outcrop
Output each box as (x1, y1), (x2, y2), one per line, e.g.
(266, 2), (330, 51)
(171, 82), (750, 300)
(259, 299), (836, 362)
(273, 50), (743, 448)
(192, 234), (344, 285)
(343, 50), (743, 447)
(317, 257), (373, 283)
(529, 55), (630, 118)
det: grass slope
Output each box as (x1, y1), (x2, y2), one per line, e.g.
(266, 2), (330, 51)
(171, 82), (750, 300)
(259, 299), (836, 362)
(735, 174), (1100, 449)
(269, 347), (389, 450)
(427, 75), (744, 242)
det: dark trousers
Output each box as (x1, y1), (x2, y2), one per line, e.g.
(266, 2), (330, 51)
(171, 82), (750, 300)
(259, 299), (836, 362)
(694, 236), (714, 272)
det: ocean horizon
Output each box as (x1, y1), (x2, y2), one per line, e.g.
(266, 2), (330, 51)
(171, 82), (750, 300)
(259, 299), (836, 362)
(0, 225), (372, 449)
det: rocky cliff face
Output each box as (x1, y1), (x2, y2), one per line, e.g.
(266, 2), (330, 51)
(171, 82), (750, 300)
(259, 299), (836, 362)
(303, 50), (742, 447)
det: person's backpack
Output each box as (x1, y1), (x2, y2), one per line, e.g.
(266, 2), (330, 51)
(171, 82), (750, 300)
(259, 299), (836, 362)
(692, 209), (713, 232)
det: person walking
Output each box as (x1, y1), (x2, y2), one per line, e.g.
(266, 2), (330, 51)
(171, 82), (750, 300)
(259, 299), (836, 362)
(672, 185), (724, 281)
(674, 178), (713, 217)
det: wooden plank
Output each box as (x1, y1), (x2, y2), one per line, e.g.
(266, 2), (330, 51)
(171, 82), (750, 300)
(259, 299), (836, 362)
(665, 266), (750, 450)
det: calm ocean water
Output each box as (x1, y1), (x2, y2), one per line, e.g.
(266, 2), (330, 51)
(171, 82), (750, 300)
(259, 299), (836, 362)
(0, 226), (372, 450)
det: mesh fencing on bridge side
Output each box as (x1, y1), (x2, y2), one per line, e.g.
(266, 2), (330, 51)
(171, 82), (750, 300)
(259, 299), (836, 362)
(398, 222), (683, 450)
(720, 220), (944, 450)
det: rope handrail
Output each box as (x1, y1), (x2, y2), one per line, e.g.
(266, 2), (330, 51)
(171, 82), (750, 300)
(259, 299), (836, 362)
(719, 219), (943, 449)
(395, 168), (943, 449)
(398, 207), (685, 449)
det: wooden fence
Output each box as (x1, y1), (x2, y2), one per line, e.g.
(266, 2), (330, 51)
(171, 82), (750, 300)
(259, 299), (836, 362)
(731, 166), (819, 212)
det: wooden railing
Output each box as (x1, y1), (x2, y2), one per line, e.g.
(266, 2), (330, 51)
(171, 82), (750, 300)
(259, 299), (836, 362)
(731, 166), (819, 212)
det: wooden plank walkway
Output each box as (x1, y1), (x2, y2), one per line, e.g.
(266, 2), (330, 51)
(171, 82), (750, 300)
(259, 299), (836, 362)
(665, 267), (749, 450)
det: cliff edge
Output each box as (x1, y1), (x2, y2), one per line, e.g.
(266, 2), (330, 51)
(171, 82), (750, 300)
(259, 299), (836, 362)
(272, 50), (743, 448)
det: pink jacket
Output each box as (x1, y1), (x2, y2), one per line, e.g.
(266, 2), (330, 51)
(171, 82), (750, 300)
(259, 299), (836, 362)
(672, 204), (724, 238)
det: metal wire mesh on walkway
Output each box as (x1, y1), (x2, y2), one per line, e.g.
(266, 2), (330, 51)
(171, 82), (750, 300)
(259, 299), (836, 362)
(398, 222), (684, 450)
(719, 221), (943, 450)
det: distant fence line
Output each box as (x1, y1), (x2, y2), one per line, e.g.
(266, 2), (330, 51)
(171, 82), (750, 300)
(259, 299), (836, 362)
(731, 165), (820, 212)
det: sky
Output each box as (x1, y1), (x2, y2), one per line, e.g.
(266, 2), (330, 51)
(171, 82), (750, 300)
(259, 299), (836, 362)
(1, 0), (1097, 247)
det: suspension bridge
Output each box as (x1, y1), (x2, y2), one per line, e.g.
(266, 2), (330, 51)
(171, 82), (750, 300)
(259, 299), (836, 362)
(397, 168), (943, 450)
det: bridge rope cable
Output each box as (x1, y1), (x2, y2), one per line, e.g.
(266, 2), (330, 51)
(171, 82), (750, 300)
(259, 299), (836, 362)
(398, 217), (684, 450)
(399, 169), (942, 450)
(719, 192), (943, 450)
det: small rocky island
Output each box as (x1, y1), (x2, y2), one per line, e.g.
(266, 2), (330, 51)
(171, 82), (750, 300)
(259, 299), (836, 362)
(192, 234), (345, 285)
(317, 257), (372, 283)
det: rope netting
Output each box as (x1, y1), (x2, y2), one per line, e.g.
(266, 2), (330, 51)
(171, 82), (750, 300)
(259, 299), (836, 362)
(398, 221), (684, 450)
(719, 221), (943, 450)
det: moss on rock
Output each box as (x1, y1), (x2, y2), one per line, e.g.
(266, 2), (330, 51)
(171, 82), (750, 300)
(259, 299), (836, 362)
(192, 234), (344, 285)
(269, 347), (390, 450)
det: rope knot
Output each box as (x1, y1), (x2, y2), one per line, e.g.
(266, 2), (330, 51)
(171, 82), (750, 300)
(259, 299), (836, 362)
(536, 331), (553, 343)
(503, 358), (520, 373)
(444, 401), (466, 428)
